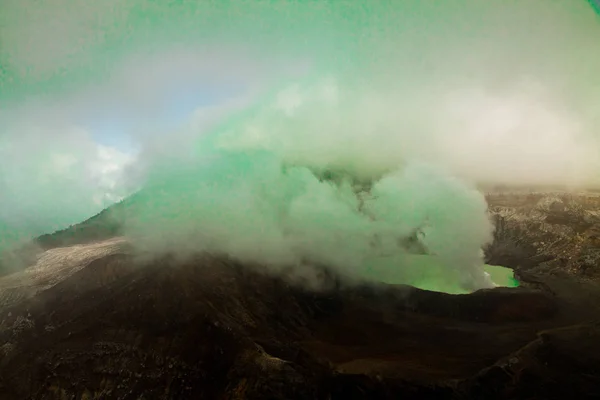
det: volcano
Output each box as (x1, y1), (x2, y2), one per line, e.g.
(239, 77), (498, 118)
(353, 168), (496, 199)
(1, 190), (600, 399)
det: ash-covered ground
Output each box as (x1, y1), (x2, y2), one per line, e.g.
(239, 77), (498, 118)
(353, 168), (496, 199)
(1, 190), (600, 399)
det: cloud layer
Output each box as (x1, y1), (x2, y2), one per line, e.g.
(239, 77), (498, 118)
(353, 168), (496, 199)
(0, 121), (133, 249)
(0, 0), (598, 288)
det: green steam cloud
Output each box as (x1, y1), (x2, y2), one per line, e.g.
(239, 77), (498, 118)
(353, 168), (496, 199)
(126, 78), (496, 291)
(2, 0), (595, 289)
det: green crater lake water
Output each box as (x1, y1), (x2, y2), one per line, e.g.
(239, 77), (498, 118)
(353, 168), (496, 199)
(363, 254), (519, 294)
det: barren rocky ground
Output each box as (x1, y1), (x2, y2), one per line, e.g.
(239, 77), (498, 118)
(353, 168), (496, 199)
(1, 191), (600, 399)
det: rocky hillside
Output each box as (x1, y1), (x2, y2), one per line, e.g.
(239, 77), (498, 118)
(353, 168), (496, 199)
(485, 191), (600, 280)
(1, 190), (599, 399)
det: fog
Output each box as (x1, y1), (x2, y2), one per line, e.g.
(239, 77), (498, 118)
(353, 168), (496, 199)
(1, 0), (598, 288)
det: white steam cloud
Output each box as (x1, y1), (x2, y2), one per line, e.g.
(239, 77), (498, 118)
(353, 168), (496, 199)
(125, 77), (494, 290)
(1, 0), (599, 290)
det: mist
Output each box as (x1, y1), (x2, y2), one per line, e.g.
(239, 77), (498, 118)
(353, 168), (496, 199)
(1, 0), (599, 288)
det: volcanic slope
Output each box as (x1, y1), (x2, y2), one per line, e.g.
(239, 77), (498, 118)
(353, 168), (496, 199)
(1, 191), (600, 399)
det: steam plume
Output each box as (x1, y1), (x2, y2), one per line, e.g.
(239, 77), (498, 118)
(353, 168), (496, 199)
(1, 0), (599, 290)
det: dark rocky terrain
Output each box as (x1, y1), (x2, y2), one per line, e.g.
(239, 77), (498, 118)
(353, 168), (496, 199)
(1, 191), (600, 399)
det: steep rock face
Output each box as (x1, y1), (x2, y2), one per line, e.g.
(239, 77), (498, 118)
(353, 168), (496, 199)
(462, 322), (600, 400)
(486, 192), (600, 280)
